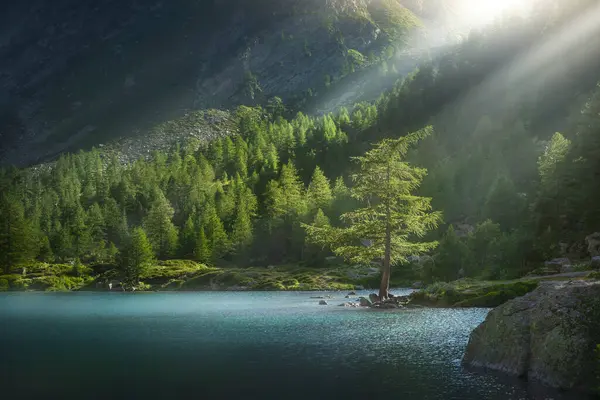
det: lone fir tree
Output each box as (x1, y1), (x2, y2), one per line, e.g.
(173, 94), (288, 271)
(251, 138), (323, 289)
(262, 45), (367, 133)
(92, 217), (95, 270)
(304, 127), (442, 299)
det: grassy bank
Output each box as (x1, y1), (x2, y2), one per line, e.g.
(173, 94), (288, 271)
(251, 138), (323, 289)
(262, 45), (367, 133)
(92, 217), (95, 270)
(0, 261), (413, 292)
(410, 271), (600, 308)
(409, 279), (539, 307)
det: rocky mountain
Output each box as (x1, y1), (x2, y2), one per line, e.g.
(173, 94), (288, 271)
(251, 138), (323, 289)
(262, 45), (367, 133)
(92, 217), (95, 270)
(0, 0), (448, 166)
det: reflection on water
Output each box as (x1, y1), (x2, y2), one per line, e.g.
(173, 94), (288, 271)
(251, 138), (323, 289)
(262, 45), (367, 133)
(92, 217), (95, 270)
(0, 291), (586, 399)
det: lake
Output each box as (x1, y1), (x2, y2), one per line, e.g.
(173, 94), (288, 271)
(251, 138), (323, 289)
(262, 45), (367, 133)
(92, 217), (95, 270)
(0, 290), (583, 400)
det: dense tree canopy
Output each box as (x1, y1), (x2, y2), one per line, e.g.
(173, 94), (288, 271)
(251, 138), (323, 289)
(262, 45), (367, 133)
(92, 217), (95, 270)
(1, 0), (600, 285)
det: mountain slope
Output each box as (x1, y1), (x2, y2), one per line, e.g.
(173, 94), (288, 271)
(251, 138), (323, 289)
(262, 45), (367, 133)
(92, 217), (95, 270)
(0, 0), (422, 166)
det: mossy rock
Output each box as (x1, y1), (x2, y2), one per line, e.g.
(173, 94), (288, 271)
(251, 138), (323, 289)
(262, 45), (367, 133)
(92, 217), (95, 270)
(217, 271), (253, 286)
(181, 271), (222, 290)
(412, 279), (539, 308)
(160, 279), (185, 291)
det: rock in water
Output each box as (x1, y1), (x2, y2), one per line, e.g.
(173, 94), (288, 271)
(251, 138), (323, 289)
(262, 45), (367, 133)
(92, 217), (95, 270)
(318, 300), (328, 305)
(463, 281), (600, 392)
(359, 297), (372, 307)
(368, 293), (380, 303)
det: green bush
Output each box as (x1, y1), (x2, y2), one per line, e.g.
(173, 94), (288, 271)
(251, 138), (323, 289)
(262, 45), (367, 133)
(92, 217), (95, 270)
(0, 279), (8, 291)
(281, 279), (300, 288)
(32, 276), (89, 291)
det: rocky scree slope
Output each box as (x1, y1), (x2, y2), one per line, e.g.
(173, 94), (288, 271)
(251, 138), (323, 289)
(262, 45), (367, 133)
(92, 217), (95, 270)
(0, 0), (423, 166)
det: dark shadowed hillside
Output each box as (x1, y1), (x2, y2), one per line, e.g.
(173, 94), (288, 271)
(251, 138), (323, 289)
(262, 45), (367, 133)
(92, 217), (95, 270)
(1, 0), (428, 166)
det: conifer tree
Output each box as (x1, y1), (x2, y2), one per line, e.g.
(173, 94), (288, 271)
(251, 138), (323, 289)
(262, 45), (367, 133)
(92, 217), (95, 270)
(144, 190), (179, 259)
(266, 161), (307, 220)
(307, 166), (333, 214)
(194, 226), (211, 264)
(433, 225), (472, 281)
(119, 227), (154, 285)
(38, 235), (54, 263)
(179, 214), (197, 258)
(231, 195), (254, 252)
(200, 201), (229, 261)
(0, 195), (34, 274)
(304, 128), (442, 299)
(52, 221), (73, 262)
(303, 208), (331, 265)
(87, 203), (106, 244)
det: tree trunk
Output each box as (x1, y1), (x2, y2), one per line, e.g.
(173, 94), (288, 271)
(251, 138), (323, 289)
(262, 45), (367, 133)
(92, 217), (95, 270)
(379, 221), (391, 300)
(379, 165), (392, 300)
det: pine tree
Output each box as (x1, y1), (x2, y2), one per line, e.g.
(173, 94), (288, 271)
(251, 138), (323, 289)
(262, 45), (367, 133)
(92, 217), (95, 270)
(87, 203), (106, 242)
(303, 208), (331, 265)
(103, 242), (119, 264)
(179, 214), (197, 258)
(119, 227), (154, 285)
(37, 235), (54, 263)
(267, 161), (307, 220)
(231, 195), (253, 252)
(194, 226), (211, 264)
(200, 201), (229, 261)
(215, 181), (236, 225)
(0, 195), (34, 274)
(103, 198), (128, 245)
(52, 221), (73, 262)
(307, 166), (333, 214)
(468, 220), (502, 272)
(433, 225), (472, 281)
(70, 204), (91, 259)
(143, 190), (179, 259)
(304, 127), (442, 299)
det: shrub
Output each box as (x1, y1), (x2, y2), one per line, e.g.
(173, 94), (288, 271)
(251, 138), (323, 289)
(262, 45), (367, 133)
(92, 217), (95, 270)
(0, 279), (8, 291)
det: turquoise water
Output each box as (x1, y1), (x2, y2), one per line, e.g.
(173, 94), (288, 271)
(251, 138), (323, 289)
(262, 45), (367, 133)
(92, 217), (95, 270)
(0, 290), (583, 399)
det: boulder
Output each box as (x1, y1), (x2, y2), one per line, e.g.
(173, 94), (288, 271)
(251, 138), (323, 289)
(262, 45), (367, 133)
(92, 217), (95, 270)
(544, 258), (571, 267)
(543, 258), (570, 274)
(463, 281), (600, 392)
(368, 293), (380, 303)
(560, 264), (574, 274)
(359, 297), (372, 307)
(347, 291), (357, 296)
(591, 256), (600, 269)
(318, 300), (328, 305)
(585, 232), (600, 256)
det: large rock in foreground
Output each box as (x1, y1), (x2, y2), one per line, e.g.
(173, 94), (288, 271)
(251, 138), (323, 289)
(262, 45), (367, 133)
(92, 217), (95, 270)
(463, 281), (600, 392)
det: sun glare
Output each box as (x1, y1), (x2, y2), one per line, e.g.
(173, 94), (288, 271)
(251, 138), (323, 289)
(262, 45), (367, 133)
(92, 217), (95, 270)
(456, 0), (526, 25)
